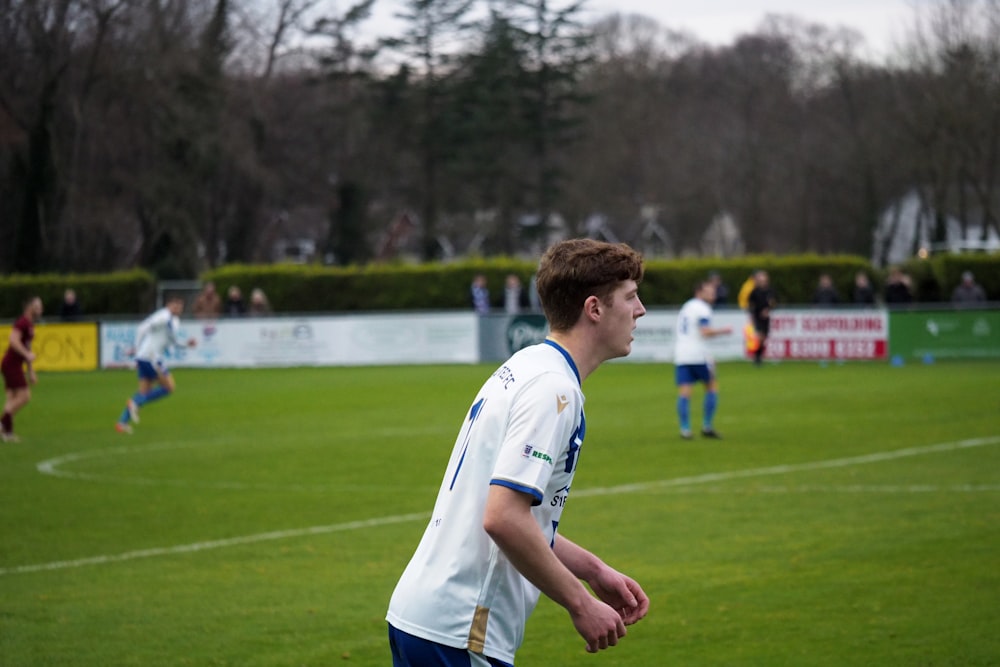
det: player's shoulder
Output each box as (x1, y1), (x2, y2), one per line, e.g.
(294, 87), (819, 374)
(504, 345), (579, 387)
(683, 297), (710, 314)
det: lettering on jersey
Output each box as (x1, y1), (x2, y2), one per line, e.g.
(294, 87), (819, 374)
(564, 412), (586, 473)
(550, 484), (571, 508)
(492, 365), (516, 390)
(556, 393), (569, 414)
(521, 444), (554, 467)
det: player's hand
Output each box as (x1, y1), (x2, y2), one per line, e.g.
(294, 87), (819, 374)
(25, 351), (36, 362)
(28, 370), (38, 385)
(589, 568), (650, 626)
(570, 595), (628, 653)
(187, 338), (197, 348)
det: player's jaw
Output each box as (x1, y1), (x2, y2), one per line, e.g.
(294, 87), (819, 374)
(608, 283), (646, 359)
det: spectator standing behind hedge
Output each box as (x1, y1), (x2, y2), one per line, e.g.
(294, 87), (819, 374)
(59, 288), (82, 321)
(503, 274), (529, 314)
(248, 288), (272, 316)
(708, 271), (729, 306)
(811, 274), (840, 305)
(951, 271), (986, 305)
(224, 285), (246, 317)
(884, 267), (913, 305)
(192, 282), (221, 319)
(852, 272), (876, 305)
(470, 274), (490, 315)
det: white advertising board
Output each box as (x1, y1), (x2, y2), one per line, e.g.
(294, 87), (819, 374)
(99, 309), (889, 369)
(100, 313), (479, 369)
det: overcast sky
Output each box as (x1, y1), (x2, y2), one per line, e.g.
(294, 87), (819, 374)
(366, 0), (923, 59)
(583, 0), (920, 55)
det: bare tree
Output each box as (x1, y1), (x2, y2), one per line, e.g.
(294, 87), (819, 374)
(0, 0), (82, 271)
(895, 0), (1000, 250)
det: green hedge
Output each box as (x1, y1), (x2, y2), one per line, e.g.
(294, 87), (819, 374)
(641, 254), (875, 306)
(888, 253), (1000, 302)
(206, 254), (883, 311)
(203, 252), (1000, 311)
(2, 252), (996, 317)
(203, 260), (538, 313)
(0, 270), (155, 318)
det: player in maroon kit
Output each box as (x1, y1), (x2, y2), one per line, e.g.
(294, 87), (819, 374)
(2, 296), (43, 442)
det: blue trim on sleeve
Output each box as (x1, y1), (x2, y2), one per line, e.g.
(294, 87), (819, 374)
(490, 479), (544, 506)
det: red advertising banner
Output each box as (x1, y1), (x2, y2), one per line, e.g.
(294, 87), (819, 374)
(752, 310), (889, 361)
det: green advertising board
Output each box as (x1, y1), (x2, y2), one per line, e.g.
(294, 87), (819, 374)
(889, 309), (1000, 360)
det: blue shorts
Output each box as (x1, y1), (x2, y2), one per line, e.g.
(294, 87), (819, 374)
(675, 363), (713, 386)
(136, 359), (169, 381)
(388, 624), (513, 667)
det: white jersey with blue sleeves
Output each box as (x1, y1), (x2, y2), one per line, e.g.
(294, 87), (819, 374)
(134, 307), (182, 363)
(387, 340), (585, 664)
(674, 297), (714, 365)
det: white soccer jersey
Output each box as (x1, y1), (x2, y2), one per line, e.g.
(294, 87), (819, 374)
(387, 340), (586, 664)
(674, 297), (714, 365)
(134, 307), (182, 362)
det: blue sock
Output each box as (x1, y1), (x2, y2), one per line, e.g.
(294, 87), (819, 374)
(704, 391), (718, 429)
(118, 406), (131, 424)
(677, 396), (691, 431)
(134, 386), (170, 406)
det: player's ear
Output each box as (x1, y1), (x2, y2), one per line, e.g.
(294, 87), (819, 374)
(583, 295), (602, 322)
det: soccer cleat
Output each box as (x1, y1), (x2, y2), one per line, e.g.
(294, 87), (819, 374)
(115, 422), (133, 435)
(680, 429), (693, 440)
(127, 399), (140, 424)
(1, 431), (19, 443)
(701, 428), (722, 439)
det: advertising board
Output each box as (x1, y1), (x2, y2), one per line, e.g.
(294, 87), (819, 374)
(760, 310), (889, 361)
(0, 323), (99, 371)
(99, 313), (479, 369)
(888, 309), (1000, 360)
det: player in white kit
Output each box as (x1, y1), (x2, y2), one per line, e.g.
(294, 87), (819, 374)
(387, 239), (650, 666)
(674, 280), (732, 439)
(115, 294), (196, 434)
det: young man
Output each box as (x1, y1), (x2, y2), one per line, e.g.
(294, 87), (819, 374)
(674, 281), (732, 440)
(1, 296), (44, 442)
(115, 295), (196, 434)
(387, 239), (650, 666)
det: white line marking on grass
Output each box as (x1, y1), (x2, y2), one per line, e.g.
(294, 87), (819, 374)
(647, 484), (1000, 494)
(8, 435), (998, 577)
(35, 438), (440, 492)
(0, 512), (429, 576)
(573, 436), (1000, 498)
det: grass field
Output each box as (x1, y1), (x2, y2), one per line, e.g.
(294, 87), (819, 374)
(1, 359), (998, 666)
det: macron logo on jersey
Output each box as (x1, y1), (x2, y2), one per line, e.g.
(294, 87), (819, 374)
(556, 394), (569, 414)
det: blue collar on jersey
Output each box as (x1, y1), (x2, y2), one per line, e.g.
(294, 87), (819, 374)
(543, 338), (581, 386)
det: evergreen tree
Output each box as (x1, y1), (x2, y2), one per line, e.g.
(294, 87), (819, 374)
(384, 0), (476, 260)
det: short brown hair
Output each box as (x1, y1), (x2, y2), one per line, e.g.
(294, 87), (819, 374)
(535, 239), (644, 332)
